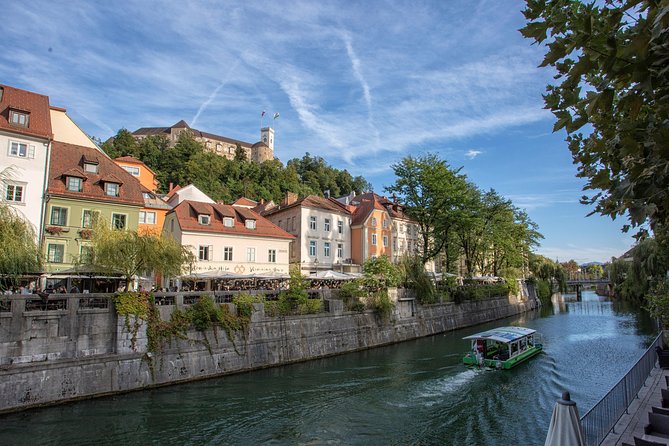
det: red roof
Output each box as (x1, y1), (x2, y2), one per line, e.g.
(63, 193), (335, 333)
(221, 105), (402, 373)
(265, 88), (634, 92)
(48, 141), (144, 206)
(114, 155), (158, 177)
(262, 195), (351, 217)
(233, 197), (258, 207)
(170, 200), (294, 240)
(352, 192), (415, 222)
(0, 84), (52, 139)
(351, 195), (389, 226)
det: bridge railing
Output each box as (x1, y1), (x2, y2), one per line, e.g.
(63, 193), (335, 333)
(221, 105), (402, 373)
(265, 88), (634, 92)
(579, 331), (663, 445)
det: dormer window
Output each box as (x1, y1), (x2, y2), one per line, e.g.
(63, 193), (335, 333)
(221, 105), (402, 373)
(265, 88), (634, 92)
(223, 217), (234, 227)
(198, 214), (210, 225)
(84, 162), (98, 174)
(142, 192), (153, 200)
(245, 219), (256, 230)
(105, 182), (119, 197)
(67, 177), (83, 192)
(9, 109), (29, 128)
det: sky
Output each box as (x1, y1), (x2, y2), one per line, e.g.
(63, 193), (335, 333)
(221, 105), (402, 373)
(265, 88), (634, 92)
(0, 0), (636, 264)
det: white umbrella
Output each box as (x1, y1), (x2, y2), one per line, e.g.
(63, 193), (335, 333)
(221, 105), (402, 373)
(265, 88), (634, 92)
(545, 392), (585, 446)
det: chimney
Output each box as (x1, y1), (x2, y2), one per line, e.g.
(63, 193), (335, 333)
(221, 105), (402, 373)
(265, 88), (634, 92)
(169, 182), (174, 192)
(324, 189), (330, 198)
(260, 198), (265, 205)
(283, 191), (298, 206)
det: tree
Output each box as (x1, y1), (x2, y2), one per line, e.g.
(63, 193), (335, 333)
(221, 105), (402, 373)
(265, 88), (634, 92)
(0, 205), (41, 286)
(521, 1), (669, 239)
(561, 260), (580, 279)
(91, 220), (194, 289)
(385, 154), (470, 266)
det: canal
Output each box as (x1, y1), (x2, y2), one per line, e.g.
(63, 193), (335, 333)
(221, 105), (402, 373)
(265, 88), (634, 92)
(0, 291), (657, 445)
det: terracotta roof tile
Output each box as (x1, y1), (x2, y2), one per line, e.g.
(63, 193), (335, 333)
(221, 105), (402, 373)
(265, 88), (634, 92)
(0, 84), (52, 140)
(233, 197), (258, 207)
(263, 195), (351, 217)
(48, 141), (144, 206)
(61, 168), (87, 179)
(189, 201), (211, 215)
(170, 200), (294, 240)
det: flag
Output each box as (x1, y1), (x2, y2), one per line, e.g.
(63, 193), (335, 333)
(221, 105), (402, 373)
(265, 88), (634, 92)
(261, 110), (265, 118)
(273, 112), (280, 119)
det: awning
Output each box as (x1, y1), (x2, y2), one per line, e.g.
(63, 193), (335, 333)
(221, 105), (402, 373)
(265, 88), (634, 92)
(544, 392), (585, 445)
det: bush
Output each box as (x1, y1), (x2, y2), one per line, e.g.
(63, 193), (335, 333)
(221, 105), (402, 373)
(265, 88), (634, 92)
(451, 283), (511, 303)
(400, 255), (436, 304)
(371, 290), (394, 320)
(339, 279), (367, 311)
(233, 293), (263, 318)
(536, 279), (552, 304)
(362, 256), (401, 289)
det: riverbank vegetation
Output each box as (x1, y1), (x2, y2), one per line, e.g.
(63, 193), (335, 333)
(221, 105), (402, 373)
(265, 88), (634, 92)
(386, 154), (543, 281)
(0, 205), (41, 288)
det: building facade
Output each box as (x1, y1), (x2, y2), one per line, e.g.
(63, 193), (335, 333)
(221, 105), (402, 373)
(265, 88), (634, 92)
(164, 200), (293, 275)
(350, 195), (393, 266)
(132, 120), (274, 163)
(0, 84), (53, 238)
(43, 141), (144, 272)
(262, 194), (353, 274)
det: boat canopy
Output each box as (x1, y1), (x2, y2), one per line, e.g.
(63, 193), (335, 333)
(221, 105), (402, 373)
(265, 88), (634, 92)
(462, 326), (536, 344)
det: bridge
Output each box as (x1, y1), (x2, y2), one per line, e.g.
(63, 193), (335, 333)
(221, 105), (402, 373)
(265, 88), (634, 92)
(565, 278), (611, 298)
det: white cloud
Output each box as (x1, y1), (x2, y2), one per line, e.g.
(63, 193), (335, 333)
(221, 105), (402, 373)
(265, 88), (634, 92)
(465, 150), (482, 159)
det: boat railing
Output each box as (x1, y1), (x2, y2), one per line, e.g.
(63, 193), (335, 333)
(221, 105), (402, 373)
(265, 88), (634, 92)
(579, 330), (664, 446)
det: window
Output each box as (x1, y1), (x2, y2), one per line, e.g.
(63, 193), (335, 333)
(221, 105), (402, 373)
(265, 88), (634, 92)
(80, 245), (93, 263)
(337, 243), (343, 259)
(170, 220), (174, 232)
(50, 207), (68, 226)
(4, 183), (24, 202)
(393, 238), (397, 250)
(324, 218), (330, 231)
(122, 166), (140, 176)
(82, 210), (99, 228)
(245, 219), (256, 229)
(324, 242), (331, 257)
(223, 217), (234, 227)
(111, 213), (126, 230)
(291, 217), (296, 231)
(278, 219), (282, 229)
(337, 220), (343, 234)
(246, 247), (256, 262)
(198, 245), (212, 261)
(142, 192), (152, 200)
(371, 217), (377, 226)
(8, 141), (34, 158)
(383, 235), (388, 247)
(383, 219), (389, 229)
(309, 216), (317, 230)
(309, 241), (317, 256)
(139, 211), (156, 225)
(224, 247), (233, 261)
(47, 244), (64, 263)
(372, 234), (377, 245)
(105, 183), (119, 197)
(268, 249), (276, 263)
(198, 214), (210, 225)
(67, 177), (82, 192)
(84, 163), (98, 173)
(9, 110), (29, 128)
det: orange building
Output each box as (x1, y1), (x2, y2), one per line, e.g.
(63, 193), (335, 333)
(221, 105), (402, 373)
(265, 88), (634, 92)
(113, 156), (169, 235)
(350, 195), (393, 265)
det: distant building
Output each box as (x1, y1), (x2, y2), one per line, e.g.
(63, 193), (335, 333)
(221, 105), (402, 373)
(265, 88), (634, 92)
(164, 184), (215, 208)
(131, 120), (274, 163)
(262, 193), (354, 274)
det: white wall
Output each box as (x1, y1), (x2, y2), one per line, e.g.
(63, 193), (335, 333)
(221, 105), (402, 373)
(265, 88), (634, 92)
(167, 185), (214, 207)
(299, 207), (351, 271)
(0, 130), (50, 235)
(50, 109), (99, 149)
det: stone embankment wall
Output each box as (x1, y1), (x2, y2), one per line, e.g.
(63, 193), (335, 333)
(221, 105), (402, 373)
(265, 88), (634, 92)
(0, 285), (538, 413)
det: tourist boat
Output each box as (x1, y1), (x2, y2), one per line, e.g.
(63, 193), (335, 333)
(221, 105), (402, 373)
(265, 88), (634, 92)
(462, 326), (542, 370)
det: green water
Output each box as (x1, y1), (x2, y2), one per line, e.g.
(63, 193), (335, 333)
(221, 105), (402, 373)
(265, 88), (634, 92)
(0, 291), (657, 445)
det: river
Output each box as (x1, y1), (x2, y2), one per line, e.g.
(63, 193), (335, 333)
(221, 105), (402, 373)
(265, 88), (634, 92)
(0, 291), (657, 445)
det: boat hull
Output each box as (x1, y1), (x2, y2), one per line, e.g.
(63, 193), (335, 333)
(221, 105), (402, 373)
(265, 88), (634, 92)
(463, 344), (543, 370)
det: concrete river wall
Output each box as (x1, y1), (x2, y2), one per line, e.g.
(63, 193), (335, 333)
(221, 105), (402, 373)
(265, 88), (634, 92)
(0, 286), (539, 413)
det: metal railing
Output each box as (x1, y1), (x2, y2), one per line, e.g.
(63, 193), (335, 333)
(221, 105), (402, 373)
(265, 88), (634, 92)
(580, 331), (664, 445)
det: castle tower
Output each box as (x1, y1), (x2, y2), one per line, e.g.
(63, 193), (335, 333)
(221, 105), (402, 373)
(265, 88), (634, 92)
(260, 127), (274, 151)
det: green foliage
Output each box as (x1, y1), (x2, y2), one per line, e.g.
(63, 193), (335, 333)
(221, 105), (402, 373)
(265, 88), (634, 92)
(339, 279), (367, 312)
(91, 218), (194, 288)
(451, 283), (511, 304)
(521, 1), (669, 239)
(371, 290), (394, 321)
(266, 267), (323, 316)
(0, 205), (41, 285)
(114, 291), (151, 351)
(232, 293), (263, 319)
(610, 237), (669, 301)
(362, 256), (402, 290)
(102, 130), (372, 203)
(646, 282), (669, 328)
(400, 255), (436, 304)
(535, 279), (553, 306)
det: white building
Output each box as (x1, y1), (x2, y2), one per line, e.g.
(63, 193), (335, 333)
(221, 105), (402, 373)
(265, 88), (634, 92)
(0, 84), (53, 239)
(165, 184), (215, 208)
(164, 200), (294, 276)
(262, 194), (353, 274)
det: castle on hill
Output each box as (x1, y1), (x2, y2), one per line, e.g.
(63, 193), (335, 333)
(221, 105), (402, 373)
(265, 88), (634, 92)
(132, 120), (275, 163)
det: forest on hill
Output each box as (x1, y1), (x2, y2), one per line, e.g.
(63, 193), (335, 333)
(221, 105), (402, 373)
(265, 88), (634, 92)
(101, 129), (372, 203)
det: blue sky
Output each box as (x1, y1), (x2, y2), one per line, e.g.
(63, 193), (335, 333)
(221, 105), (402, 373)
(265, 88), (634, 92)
(1, 1), (636, 263)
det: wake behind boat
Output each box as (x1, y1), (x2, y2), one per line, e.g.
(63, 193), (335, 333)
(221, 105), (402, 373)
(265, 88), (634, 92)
(462, 326), (542, 370)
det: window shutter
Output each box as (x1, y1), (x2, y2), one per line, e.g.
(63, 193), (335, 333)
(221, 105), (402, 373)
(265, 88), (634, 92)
(28, 145), (35, 159)
(209, 245), (213, 260)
